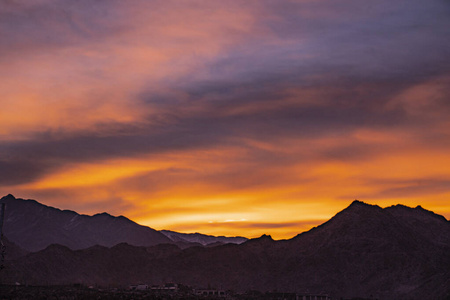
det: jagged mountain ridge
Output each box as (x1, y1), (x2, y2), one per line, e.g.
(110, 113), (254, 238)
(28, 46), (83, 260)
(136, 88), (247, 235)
(0, 194), (247, 252)
(1, 199), (449, 300)
(0, 194), (171, 251)
(161, 229), (247, 245)
(275, 200), (450, 298)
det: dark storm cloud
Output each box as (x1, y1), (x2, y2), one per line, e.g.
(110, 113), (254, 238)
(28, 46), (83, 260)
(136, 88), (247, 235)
(0, 121), (222, 186)
(0, 159), (50, 185)
(153, 75), (415, 147)
(0, 74), (444, 187)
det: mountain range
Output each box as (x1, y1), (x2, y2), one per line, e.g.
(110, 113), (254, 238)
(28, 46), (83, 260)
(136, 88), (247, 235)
(160, 229), (247, 246)
(0, 194), (246, 252)
(1, 195), (449, 300)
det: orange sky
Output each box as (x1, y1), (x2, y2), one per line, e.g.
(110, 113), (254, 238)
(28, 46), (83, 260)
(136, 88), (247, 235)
(1, 0), (450, 239)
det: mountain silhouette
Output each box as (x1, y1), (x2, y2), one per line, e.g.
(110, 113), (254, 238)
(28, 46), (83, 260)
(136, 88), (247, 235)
(0, 194), (171, 251)
(161, 229), (247, 245)
(0, 197), (449, 299)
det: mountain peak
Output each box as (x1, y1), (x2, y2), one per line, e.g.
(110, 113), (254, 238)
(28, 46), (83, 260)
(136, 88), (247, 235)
(259, 234), (273, 240)
(94, 212), (113, 217)
(305, 200), (386, 235)
(386, 203), (449, 223)
(1, 194), (16, 200)
(244, 234), (274, 244)
(348, 199), (370, 207)
(346, 199), (382, 211)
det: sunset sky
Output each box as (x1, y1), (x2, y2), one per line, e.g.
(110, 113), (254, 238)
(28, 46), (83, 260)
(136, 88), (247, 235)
(1, 0), (449, 239)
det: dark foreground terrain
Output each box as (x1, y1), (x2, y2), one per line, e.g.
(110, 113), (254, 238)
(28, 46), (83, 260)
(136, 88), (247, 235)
(0, 285), (134, 300)
(0, 285), (360, 300)
(1, 196), (450, 300)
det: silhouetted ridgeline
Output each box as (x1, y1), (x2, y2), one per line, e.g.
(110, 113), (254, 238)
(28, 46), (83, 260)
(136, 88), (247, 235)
(0, 194), (246, 252)
(0, 194), (449, 300)
(0, 194), (171, 251)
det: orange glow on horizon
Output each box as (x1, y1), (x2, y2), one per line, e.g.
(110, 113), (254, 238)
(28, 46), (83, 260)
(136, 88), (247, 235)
(8, 136), (450, 239)
(1, 1), (449, 240)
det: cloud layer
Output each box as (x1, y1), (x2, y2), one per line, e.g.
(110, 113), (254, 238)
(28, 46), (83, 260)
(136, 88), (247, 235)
(1, 0), (450, 238)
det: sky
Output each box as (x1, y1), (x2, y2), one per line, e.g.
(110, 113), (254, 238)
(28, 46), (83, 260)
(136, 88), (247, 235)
(1, 0), (450, 239)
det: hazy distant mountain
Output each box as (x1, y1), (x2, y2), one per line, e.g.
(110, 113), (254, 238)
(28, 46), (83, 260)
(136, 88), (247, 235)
(161, 229), (247, 245)
(0, 194), (171, 251)
(1, 198), (449, 299)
